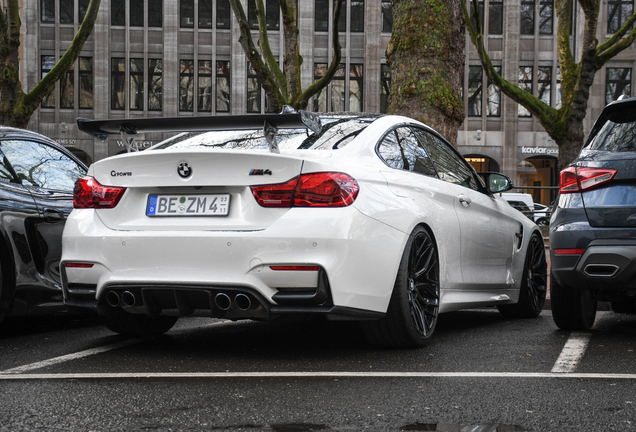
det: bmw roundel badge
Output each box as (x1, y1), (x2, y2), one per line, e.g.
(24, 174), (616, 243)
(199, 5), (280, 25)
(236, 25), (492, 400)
(177, 162), (192, 178)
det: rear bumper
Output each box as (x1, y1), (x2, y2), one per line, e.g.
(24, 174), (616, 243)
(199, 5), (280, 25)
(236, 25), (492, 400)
(61, 206), (407, 317)
(551, 239), (636, 299)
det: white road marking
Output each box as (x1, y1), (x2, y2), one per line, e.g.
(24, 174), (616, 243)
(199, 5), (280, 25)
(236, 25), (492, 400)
(0, 320), (232, 375)
(551, 331), (593, 373)
(0, 371), (635, 380)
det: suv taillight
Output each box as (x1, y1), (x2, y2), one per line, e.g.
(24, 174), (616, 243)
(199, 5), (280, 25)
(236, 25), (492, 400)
(73, 176), (127, 209)
(559, 167), (617, 194)
(251, 172), (359, 208)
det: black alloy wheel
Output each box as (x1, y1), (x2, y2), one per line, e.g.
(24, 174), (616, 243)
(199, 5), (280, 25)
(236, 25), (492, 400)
(498, 233), (547, 318)
(361, 226), (440, 348)
(536, 218), (549, 226)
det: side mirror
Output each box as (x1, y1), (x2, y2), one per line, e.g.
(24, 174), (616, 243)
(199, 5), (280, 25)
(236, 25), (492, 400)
(478, 172), (515, 194)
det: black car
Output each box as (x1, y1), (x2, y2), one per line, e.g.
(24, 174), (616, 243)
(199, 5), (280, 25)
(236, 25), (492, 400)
(0, 127), (87, 325)
(550, 97), (636, 330)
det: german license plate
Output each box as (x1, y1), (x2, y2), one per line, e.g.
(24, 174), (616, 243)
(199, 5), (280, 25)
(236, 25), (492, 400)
(146, 194), (230, 217)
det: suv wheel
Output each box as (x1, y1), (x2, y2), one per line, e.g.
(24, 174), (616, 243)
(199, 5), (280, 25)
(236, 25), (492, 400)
(550, 271), (597, 330)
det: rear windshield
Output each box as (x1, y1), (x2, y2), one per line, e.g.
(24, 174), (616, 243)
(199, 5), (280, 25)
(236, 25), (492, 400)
(151, 117), (373, 151)
(586, 112), (636, 152)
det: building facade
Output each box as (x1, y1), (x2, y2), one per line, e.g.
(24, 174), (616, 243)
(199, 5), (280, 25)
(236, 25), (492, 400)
(16, 0), (636, 205)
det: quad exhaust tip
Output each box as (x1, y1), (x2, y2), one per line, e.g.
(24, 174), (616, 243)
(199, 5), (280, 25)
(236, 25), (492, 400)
(106, 291), (120, 307)
(121, 291), (137, 307)
(214, 293), (232, 311)
(235, 293), (252, 311)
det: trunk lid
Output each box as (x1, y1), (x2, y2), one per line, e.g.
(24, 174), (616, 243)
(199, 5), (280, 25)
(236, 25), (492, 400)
(90, 150), (305, 231)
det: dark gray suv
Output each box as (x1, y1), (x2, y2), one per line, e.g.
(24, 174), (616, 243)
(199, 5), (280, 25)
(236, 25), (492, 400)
(550, 97), (636, 330)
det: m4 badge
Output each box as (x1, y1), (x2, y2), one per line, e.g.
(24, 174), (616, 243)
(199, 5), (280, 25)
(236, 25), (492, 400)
(249, 169), (272, 176)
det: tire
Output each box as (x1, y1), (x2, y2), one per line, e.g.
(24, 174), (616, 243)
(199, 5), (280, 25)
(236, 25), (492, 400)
(100, 308), (178, 338)
(498, 233), (547, 319)
(536, 218), (549, 226)
(610, 299), (636, 314)
(550, 272), (597, 330)
(361, 226), (440, 348)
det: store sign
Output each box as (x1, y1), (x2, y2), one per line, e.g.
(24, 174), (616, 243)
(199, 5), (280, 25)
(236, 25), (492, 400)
(116, 140), (155, 149)
(55, 138), (78, 147)
(521, 146), (559, 155)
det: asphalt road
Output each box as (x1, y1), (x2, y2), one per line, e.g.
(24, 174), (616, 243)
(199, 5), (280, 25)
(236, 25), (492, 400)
(0, 308), (635, 431)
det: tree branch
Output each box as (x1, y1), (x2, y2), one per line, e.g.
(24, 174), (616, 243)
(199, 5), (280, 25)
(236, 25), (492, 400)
(280, 0), (302, 105)
(255, 0), (287, 96)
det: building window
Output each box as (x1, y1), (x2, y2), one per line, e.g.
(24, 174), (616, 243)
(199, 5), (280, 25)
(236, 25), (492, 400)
(247, 0), (280, 30)
(61, 64), (74, 109)
(60, 0), (74, 23)
(247, 62), (262, 113)
(130, 0), (144, 26)
(315, 0), (329, 31)
(198, 61), (213, 112)
(539, 0), (553, 34)
(217, 0), (231, 28)
(489, 0), (503, 34)
(518, 66), (533, 117)
(608, 0), (634, 33)
(111, 58), (125, 110)
(467, 66), (483, 117)
(79, 0), (90, 22)
(537, 66), (551, 106)
(180, 0), (195, 28)
(381, 0), (392, 32)
(149, 0), (163, 27)
(112, 0), (125, 26)
(520, 0), (535, 34)
(79, 57), (93, 109)
(331, 64), (346, 111)
(350, 64), (364, 111)
(199, 0), (213, 28)
(41, 56), (56, 108)
(338, 0), (347, 32)
(148, 59), (163, 111)
(129, 59), (144, 110)
(41, 0), (55, 22)
(380, 64), (391, 113)
(180, 60), (195, 111)
(606, 67), (632, 104)
(216, 61), (231, 112)
(351, 0), (364, 32)
(487, 66), (501, 117)
(313, 63), (328, 111)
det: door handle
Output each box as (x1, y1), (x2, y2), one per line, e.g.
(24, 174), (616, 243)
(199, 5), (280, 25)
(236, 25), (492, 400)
(43, 209), (64, 222)
(458, 194), (472, 207)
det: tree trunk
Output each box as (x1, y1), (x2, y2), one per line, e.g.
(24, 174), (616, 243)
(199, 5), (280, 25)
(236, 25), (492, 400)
(387, 0), (465, 146)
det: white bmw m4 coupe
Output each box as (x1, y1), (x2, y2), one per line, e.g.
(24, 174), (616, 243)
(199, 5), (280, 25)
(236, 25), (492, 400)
(62, 109), (546, 347)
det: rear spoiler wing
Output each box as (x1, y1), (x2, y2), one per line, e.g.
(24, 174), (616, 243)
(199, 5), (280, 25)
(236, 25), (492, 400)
(77, 107), (322, 153)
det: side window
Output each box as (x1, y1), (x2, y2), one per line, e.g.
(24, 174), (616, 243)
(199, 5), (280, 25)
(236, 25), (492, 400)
(412, 128), (480, 191)
(0, 140), (86, 192)
(0, 150), (17, 183)
(377, 127), (438, 177)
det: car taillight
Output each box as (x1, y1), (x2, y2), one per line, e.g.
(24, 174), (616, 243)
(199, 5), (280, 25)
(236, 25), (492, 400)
(73, 176), (127, 209)
(251, 172), (359, 208)
(559, 167), (617, 194)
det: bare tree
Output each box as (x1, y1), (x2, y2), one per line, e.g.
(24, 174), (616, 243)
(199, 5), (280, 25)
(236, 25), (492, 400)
(228, 0), (344, 112)
(464, 0), (636, 170)
(0, 0), (101, 128)
(386, 0), (466, 146)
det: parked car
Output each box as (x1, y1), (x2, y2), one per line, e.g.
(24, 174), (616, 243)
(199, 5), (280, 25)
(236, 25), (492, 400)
(550, 97), (636, 330)
(0, 126), (88, 325)
(533, 203), (551, 226)
(501, 192), (535, 220)
(63, 110), (546, 347)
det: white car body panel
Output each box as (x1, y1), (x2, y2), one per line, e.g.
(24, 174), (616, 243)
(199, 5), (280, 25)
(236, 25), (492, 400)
(62, 114), (541, 321)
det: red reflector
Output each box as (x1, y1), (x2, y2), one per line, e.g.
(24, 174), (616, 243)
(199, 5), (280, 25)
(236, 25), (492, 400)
(64, 263), (94, 268)
(74, 176), (126, 209)
(553, 249), (585, 256)
(270, 266), (319, 271)
(559, 167), (617, 194)
(251, 172), (359, 208)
